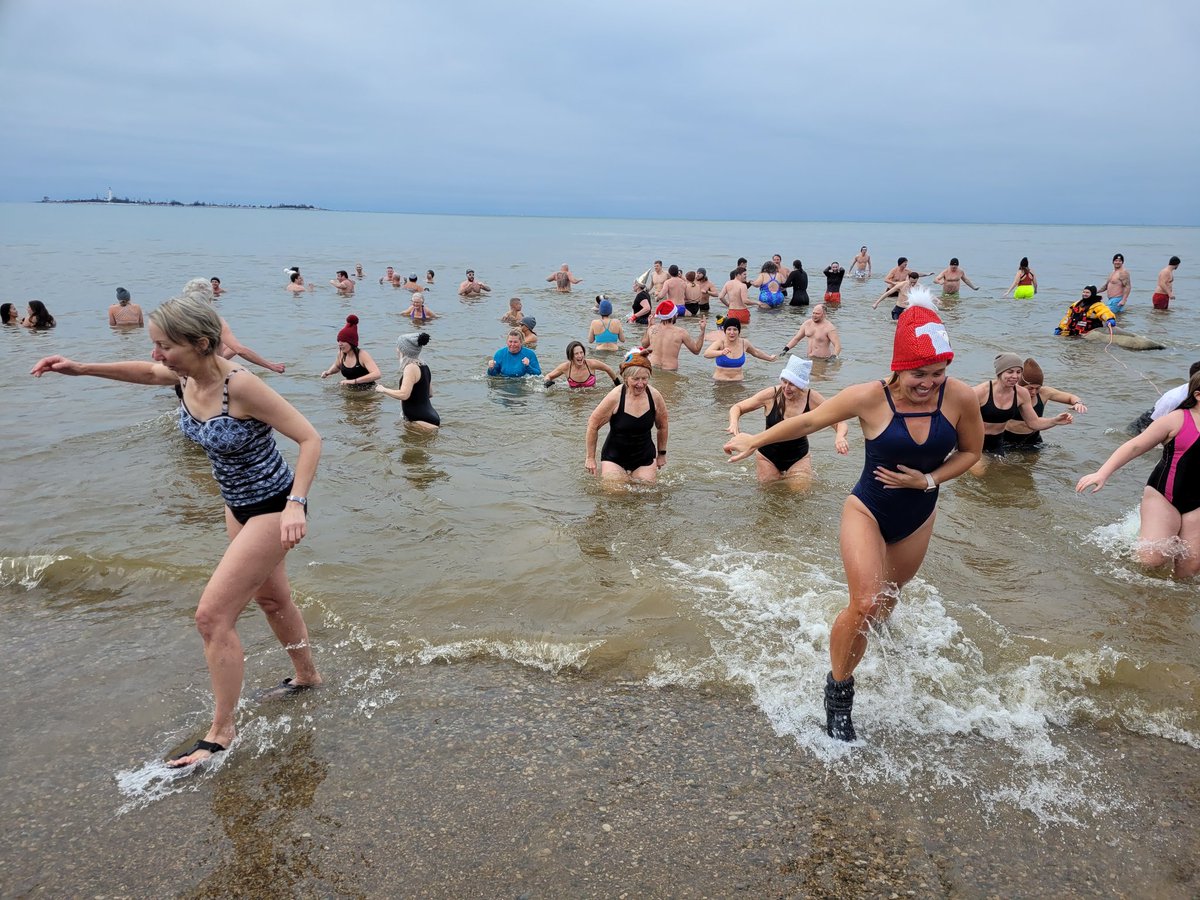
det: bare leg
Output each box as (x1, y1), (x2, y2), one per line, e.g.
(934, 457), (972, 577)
(252, 560), (321, 687)
(1136, 487), (1184, 569)
(168, 510), (292, 767)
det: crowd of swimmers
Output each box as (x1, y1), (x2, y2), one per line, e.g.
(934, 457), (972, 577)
(23, 244), (1194, 761)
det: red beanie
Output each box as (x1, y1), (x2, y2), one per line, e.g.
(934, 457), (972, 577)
(891, 290), (953, 371)
(337, 314), (360, 347)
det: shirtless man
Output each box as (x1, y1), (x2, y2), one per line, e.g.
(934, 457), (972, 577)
(850, 246), (871, 280)
(210, 277), (224, 297)
(780, 304), (841, 359)
(1103, 253), (1132, 312)
(719, 267), (752, 324)
(644, 300), (708, 371)
(1152, 256), (1180, 310)
(500, 297), (525, 326)
(656, 264), (688, 312)
(354, 263), (365, 280)
(933, 258), (979, 298)
(650, 260), (668, 294)
(546, 264), (582, 293)
(402, 274), (423, 293)
(873, 271), (925, 320)
(378, 266), (395, 286)
(330, 270), (355, 296)
(883, 257), (911, 289)
(459, 269), (491, 298)
(772, 254), (791, 282)
(286, 272), (311, 293)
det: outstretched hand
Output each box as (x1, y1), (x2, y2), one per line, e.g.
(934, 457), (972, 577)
(31, 355), (80, 377)
(1075, 472), (1106, 494)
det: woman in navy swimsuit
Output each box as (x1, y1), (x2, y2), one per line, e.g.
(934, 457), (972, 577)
(725, 291), (982, 742)
(1077, 370), (1200, 578)
(32, 296), (323, 768)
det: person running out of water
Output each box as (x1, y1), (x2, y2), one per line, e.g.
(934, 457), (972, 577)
(488, 330), (541, 376)
(544, 340), (620, 389)
(850, 246), (871, 280)
(31, 296), (323, 767)
(1003, 358), (1087, 449)
(1003, 257), (1038, 299)
(1152, 256), (1180, 310)
(320, 315), (382, 390)
(109, 287), (144, 327)
(703, 316), (777, 381)
(547, 264), (582, 293)
(727, 356), (849, 484)
(724, 296), (983, 741)
(588, 298), (625, 350)
(585, 351), (668, 484)
(781, 303), (841, 359)
(399, 292), (437, 323)
(782, 259), (810, 308)
(973, 352), (1073, 460)
(181, 278), (286, 374)
(644, 300), (707, 371)
(750, 261), (786, 309)
(1055, 286), (1117, 336)
(822, 262), (846, 303)
(375, 332), (440, 431)
(1102, 253), (1132, 312)
(933, 258), (979, 299)
(1076, 371), (1200, 579)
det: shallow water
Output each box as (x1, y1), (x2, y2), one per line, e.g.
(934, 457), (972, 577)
(1, 204), (1198, 868)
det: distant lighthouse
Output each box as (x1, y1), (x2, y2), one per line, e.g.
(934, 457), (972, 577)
(106, 187), (113, 203)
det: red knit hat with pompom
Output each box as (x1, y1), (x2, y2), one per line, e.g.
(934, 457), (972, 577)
(891, 288), (953, 371)
(337, 314), (360, 347)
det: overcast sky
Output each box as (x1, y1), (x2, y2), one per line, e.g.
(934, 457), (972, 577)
(1, 1), (1195, 224)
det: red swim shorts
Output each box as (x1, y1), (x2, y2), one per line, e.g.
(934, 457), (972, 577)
(725, 307), (750, 324)
(824, 291), (841, 303)
(1152, 292), (1170, 310)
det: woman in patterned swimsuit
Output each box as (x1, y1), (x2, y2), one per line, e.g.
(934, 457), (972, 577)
(31, 296), (323, 768)
(1077, 371), (1200, 578)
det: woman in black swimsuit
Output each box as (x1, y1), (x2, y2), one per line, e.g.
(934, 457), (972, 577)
(585, 352), (668, 484)
(971, 351), (1072, 467)
(727, 356), (849, 484)
(375, 332), (439, 430)
(320, 315), (381, 390)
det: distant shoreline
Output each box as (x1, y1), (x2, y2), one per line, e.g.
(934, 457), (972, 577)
(38, 197), (320, 210)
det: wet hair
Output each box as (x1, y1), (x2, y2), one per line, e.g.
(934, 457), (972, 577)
(565, 340), (586, 360)
(426, 269), (435, 278)
(897, 257), (907, 266)
(290, 272), (301, 284)
(337, 270), (348, 279)
(0, 302), (16, 323)
(149, 296), (222, 355)
(1180, 372), (1200, 410)
(949, 258), (959, 266)
(1019, 257), (1030, 269)
(210, 277), (221, 284)
(737, 257), (747, 267)
(26, 300), (56, 328)
(908, 272), (920, 280)
(729, 268), (741, 280)
(1170, 256), (1181, 266)
(668, 264), (680, 277)
(722, 317), (742, 332)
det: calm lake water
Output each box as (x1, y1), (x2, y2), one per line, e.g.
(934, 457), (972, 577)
(1, 203), (1197, 872)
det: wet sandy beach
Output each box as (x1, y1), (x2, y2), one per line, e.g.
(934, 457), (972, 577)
(4, 660), (1196, 898)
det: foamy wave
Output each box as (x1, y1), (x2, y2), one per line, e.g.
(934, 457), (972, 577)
(649, 546), (1189, 824)
(0, 554), (70, 588)
(414, 637), (604, 673)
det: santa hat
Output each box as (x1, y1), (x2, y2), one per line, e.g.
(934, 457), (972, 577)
(654, 299), (677, 320)
(337, 314), (360, 347)
(891, 288), (953, 371)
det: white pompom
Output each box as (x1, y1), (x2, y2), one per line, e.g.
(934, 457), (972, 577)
(907, 285), (938, 312)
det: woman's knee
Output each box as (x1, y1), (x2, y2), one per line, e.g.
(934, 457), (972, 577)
(194, 601), (238, 639)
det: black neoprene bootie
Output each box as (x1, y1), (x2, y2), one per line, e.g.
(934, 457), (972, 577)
(824, 672), (857, 741)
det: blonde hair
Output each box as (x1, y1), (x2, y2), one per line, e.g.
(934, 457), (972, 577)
(149, 296), (222, 355)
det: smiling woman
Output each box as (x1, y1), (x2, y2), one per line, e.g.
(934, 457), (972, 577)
(725, 294), (983, 742)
